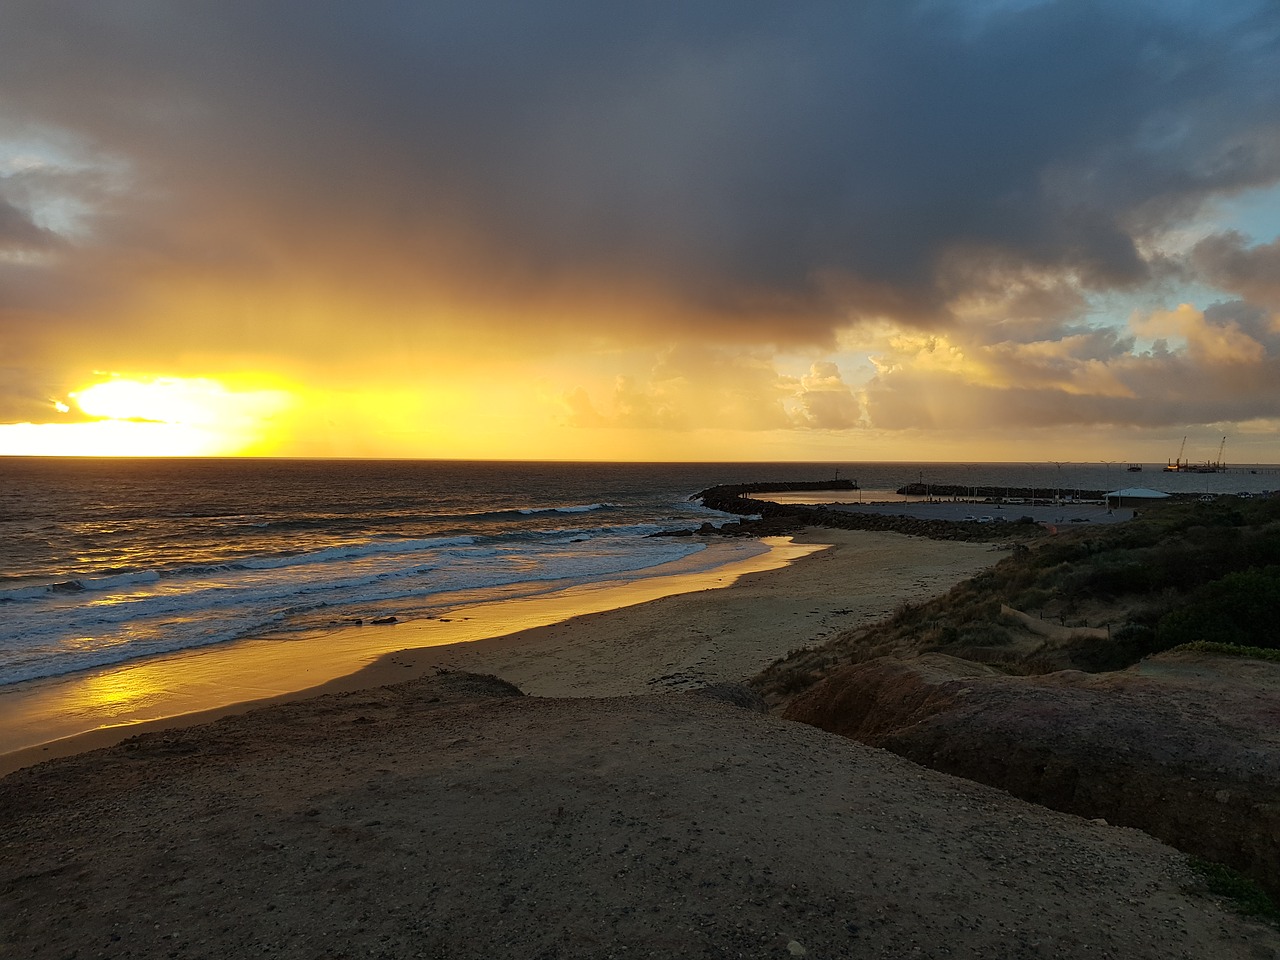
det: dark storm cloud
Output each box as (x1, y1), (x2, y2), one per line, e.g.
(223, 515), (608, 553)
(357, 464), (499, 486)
(0, 197), (58, 252)
(0, 0), (1278, 342)
(1192, 232), (1280, 309)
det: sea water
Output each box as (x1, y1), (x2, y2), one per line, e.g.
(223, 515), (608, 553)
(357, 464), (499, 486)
(1, 458), (1275, 688)
(0, 459), (811, 687)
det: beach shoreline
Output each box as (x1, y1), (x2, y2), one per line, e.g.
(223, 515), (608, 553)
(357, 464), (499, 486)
(7, 522), (1275, 958)
(0, 536), (791, 770)
(0, 528), (1001, 776)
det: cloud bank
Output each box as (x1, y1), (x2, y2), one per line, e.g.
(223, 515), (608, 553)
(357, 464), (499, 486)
(1, 1), (1279, 453)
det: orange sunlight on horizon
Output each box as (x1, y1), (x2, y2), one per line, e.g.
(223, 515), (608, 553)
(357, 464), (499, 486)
(0, 367), (1172, 464)
(0, 376), (293, 457)
(0, 370), (606, 460)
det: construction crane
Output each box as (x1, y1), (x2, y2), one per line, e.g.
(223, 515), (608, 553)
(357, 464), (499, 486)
(1217, 436), (1227, 470)
(1164, 436), (1187, 472)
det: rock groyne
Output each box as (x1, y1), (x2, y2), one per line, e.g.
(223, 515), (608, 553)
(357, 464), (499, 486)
(896, 482), (1108, 501)
(691, 483), (1037, 542)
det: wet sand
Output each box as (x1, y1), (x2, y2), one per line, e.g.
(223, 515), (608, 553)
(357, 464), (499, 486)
(0, 537), (789, 769)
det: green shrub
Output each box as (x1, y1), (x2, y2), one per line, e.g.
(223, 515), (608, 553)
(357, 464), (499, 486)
(1100, 561), (1155, 595)
(919, 622), (960, 648)
(1157, 566), (1280, 650)
(957, 622), (1014, 647)
(890, 600), (924, 627)
(1187, 857), (1280, 922)
(1242, 524), (1280, 568)
(1012, 587), (1052, 610)
(1061, 623), (1169, 672)
(1170, 641), (1280, 665)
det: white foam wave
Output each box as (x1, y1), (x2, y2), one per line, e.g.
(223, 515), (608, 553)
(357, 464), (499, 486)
(77, 569), (163, 591)
(0, 584), (54, 603)
(0, 569), (163, 602)
(0, 533), (711, 685)
(235, 535), (478, 570)
(0, 536), (482, 603)
(517, 502), (614, 515)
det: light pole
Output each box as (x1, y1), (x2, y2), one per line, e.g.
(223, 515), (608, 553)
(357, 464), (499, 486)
(1023, 462), (1039, 505)
(960, 463), (975, 504)
(1100, 460), (1117, 514)
(1048, 461), (1066, 505)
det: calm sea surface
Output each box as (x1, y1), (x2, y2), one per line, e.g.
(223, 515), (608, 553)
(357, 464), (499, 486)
(1, 458), (1276, 687)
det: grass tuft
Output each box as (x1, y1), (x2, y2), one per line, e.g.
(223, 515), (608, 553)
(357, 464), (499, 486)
(1187, 857), (1280, 922)
(1170, 642), (1280, 665)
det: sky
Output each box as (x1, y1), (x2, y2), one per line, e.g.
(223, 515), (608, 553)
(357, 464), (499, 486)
(2, 1), (1280, 462)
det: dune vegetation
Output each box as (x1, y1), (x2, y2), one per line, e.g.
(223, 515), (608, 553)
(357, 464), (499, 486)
(754, 495), (1280, 705)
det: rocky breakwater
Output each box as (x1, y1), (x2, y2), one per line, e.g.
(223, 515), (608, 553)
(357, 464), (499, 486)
(688, 483), (1035, 542)
(782, 650), (1280, 899)
(896, 483), (1108, 501)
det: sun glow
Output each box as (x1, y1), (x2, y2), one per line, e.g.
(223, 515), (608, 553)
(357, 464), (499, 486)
(72, 377), (229, 424)
(0, 375), (293, 457)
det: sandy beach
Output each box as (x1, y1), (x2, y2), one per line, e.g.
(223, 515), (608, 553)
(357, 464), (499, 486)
(4, 674), (1275, 958)
(0, 529), (995, 774)
(4, 527), (1275, 957)
(328, 527), (1004, 696)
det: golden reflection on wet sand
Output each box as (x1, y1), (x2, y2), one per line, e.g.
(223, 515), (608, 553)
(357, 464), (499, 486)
(0, 537), (821, 760)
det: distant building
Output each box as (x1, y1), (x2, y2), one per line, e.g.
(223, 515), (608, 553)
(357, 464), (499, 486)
(1104, 487), (1171, 509)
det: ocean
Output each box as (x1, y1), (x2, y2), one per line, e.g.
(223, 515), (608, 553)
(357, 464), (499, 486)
(2, 457), (1276, 690)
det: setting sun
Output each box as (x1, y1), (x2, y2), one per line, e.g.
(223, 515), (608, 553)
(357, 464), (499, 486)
(71, 377), (230, 424)
(0, 375), (293, 457)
